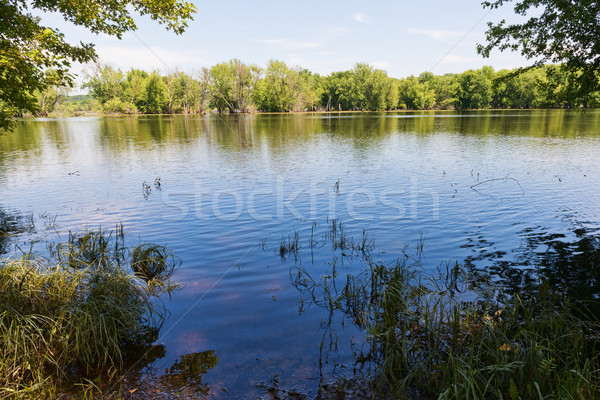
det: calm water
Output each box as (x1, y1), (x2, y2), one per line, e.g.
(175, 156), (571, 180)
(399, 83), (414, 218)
(2, 110), (600, 397)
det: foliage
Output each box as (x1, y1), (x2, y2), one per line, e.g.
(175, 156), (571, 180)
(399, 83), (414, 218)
(141, 71), (167, 114)
(321, 64), (397, 111)
(398, 75), (436, 110)
(0, 0), (196, 131)
(102, 97), (137, 114)
(209, 59), (261, 113)
(254, 60), (314, 112)
(478, 0), (600, 105)
(0, 227), (180, 398)
(82, 64), (126, 105)
(455, 67), (494, 110)
(83, 63), (211, 115)
(74, 61), (600, 116)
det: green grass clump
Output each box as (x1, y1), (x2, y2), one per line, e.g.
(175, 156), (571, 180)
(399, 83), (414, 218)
(372, 265), (597, 398)
(0, 227), (180, 398)
(356, 261), (600, 399)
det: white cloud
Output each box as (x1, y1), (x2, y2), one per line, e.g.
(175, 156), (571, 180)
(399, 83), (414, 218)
(95, 46), (207, 71)
(353, 13), (372, 24)
(436, 54), (480, 64)
(257, 38), (321, 50)
(406, 28), (464, 44)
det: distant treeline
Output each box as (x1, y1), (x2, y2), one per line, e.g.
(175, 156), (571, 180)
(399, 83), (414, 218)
(38, 60), (600, 115)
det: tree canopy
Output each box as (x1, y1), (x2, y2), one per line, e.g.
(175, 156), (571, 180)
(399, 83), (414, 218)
(0, 0), (196, 130)
(478, 0), (600, 104)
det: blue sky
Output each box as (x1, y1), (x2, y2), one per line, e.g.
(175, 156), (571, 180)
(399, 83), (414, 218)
(40, 0), (531, 83)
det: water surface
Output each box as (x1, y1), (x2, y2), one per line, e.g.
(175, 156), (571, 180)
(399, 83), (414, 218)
(2, 110), (600, 397)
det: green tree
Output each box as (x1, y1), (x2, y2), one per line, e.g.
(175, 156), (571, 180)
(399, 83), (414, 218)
(192, 68), (212, 114)
(230, 59), (262, 113)
(209, 62), (235, 113)
(351, 63), (393, 111)
(254, 60), (307, 112)
(296, 69), (323, 111)
(321, 71), (357, 111)
(0, 0), (196, 130)
(124, 69), (149, 110)
(478, 0), (600, 105)
(492, 68), (542, 108)
(34, 70), (68, 115)
(83, 63), (127, 105)
(141, 71), (167, 114)
(398, 75), (436, 110)
(170, 71), (195, 114)
(455, 67), (494, 109)
(430, 74), (458, 109)
(321, 64), (396, 111)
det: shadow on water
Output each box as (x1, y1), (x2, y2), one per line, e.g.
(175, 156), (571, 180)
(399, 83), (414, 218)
(6, 110), (600, 164)
(463, 222), (600, 314)
(0, 208), (34, 254)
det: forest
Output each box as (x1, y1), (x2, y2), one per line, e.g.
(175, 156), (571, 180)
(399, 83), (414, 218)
(38, 60), (600, 116)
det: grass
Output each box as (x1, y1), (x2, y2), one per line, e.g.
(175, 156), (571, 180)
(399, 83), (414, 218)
(0, 226), (180, 399)
(279, 231), (301, 260)
(290, 229), (600, 399)
(358, 260), (600, 399)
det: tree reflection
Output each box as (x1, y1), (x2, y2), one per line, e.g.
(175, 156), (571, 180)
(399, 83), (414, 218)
(464, 224), (600, 311)
(133, 350), (219, 398)
(0, 209), (34, 254)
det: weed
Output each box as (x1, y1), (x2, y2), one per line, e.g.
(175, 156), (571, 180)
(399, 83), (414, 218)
(279, 231), (301, 260)
(142, 182), (151, 199)
(290, 232), (600, 399)
(0, 227), (180, 398)
(259, 237), (267, 251)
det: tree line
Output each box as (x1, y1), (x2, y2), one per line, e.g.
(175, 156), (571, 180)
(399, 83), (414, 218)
(41, 60), (600, 115)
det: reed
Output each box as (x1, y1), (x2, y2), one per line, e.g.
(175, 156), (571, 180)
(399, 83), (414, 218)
(291, 233), (600, 399)
(279, 231), (301, 260)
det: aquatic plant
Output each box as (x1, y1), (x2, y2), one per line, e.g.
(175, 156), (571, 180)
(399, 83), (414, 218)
(0, 226), (180, 398)
(279, 231), (301, 260)
(291, 234), (600, 399)
(142, 182), (151, 199)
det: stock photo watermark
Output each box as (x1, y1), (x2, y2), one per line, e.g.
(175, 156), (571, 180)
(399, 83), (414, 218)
(160, 176), (440, 222)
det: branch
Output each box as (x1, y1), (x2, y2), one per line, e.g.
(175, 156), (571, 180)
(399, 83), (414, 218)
(470, 177), (524, 196)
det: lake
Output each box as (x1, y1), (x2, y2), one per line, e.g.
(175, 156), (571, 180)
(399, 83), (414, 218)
(2, 110), (600, 397)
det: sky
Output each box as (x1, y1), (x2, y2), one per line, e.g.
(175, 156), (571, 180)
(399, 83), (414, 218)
(38, 0), (532, 88)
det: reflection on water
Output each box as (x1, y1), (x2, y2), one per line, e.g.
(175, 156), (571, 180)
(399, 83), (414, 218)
(2, 110), (600, 397)
(0, 209), (34, 254)
(160, 350), (219, 395)
(465, 222), (600, 305)
(7, 110), (600, 158)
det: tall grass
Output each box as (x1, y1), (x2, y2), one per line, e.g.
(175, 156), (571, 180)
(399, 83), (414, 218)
(359, 260), (600, 399)
(0, 227), (180, 399)
(292, 243), (600, 399)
